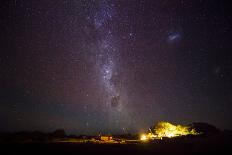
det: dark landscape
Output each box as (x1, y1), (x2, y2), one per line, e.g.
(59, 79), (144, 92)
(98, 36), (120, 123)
(1, 0), (232, 154)
(1, 122), (232, 154)
(1, 134), (232, 155)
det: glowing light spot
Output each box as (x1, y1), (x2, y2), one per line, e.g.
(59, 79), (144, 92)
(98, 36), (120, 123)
(140, 134), (147, 141)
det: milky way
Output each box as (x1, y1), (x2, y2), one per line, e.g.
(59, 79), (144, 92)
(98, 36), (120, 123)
(0, 0), (232, 134)
(89, 1), (129, 130)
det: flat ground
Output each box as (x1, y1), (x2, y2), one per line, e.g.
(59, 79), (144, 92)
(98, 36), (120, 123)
(1, 135), (231, 155)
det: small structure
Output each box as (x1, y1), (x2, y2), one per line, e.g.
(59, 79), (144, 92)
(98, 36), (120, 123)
(100, 136), (113, 141)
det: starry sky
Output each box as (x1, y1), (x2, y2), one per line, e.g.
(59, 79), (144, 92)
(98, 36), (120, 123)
(0, 0), (232, 134)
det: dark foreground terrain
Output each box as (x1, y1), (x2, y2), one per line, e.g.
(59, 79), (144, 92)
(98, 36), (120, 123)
(1, 134), (232, 155)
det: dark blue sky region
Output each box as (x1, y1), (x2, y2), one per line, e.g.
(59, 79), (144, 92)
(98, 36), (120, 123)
(0, 0), (232, 134)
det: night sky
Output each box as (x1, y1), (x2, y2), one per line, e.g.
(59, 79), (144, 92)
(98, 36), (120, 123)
(0, 0), (232, 134)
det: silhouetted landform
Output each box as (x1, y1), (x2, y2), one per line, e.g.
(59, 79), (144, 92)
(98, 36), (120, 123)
(0, 129), (66, 143)
(190, 122), (220, 135)
(0, 123), (232, 155)
(0, 122), (230, 143)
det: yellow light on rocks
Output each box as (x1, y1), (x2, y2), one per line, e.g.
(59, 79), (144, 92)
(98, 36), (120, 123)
(154, 121), (198, 138)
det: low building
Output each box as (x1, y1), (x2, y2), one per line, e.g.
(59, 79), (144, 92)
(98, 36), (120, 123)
(100, 136), (113, 141)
